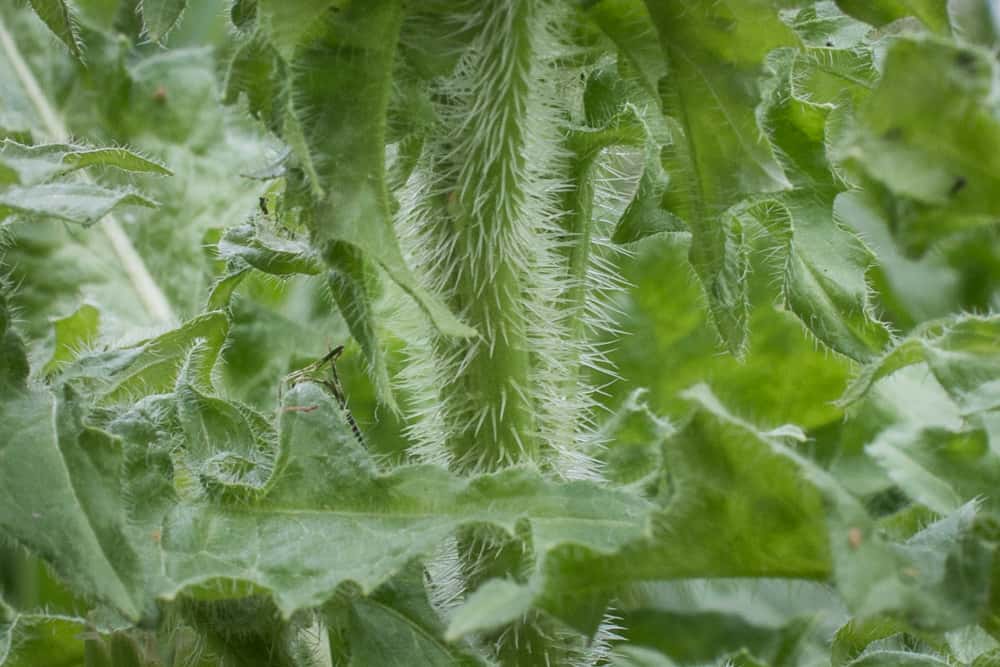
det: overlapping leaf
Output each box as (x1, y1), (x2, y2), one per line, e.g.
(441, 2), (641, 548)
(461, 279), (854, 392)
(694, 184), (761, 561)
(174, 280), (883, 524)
(831, 37), (1000, 255)
(840, 313), (1000, 413)
(643, 0), (795, 353)
(224, 0), (474, 341)
(159, 381), (652, 617)
(0, 140), (167, 227)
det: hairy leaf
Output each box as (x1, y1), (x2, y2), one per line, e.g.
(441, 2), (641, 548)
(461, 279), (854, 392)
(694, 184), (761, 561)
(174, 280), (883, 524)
(338, 565), (488, 666)
(646, 0), (794, 352)
(0, 140), (171, 186)
(840, 313), (1000, 413)
(26, 0), (83, 59)
(218, 224), (321, 277)
(159, 383), (652, 617)
(0, 291), (29, 393)
(43, 302), (99, 375)
(139, 0), (187, 42)
(736, 195), (891, 361)
(0, 183), (156, 227)
(59, 310), (229, 402)
(234, 0), (474, 340)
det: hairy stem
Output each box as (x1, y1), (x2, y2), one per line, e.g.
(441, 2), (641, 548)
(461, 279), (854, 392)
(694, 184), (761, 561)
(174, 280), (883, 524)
(0, 15), (176, 325)
(425, 0), (549, 470)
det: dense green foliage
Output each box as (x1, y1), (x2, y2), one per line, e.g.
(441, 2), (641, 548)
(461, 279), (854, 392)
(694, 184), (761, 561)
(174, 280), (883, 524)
(3, 0), (1000, 665)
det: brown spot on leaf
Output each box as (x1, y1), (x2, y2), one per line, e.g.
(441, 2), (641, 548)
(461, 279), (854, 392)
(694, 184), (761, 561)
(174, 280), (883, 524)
(848, 527), (863, 550)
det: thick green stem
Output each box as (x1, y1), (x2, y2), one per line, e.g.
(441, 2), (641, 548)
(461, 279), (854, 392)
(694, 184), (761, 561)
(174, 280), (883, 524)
(434, 0), (543, 470)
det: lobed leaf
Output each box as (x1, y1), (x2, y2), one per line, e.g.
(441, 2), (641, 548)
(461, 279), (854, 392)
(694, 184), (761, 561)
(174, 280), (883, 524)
(736, 194), (891, 362)
(645, 0), (794, 353)
(217, 224), (321, 277)
(579, 0), (667, 102)
(229, 0), (475, 340)
(158, 382), (652, 618)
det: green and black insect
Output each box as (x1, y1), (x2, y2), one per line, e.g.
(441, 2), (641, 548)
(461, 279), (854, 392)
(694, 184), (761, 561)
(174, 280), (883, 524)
(284, 346), (366, 448)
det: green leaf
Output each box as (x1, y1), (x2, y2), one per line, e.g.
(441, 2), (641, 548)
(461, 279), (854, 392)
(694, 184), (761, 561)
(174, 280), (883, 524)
(60, 311), (229, 403)
(832, 38), (1000, 254)
(256, 0), (346, 58)
(26, 0), (83, 59)
(217, 224), (321, 277)
(618, 579), (838, 666)
(834, 0), (950, 34)
(174, 347), (275, 500)
(139, 0), (186, 43)
(222, 35), (281, 127)
(445, 579), (534, 641)
(580, 0), (667, 102)
(847, 649), (952, 665)
(0, 140), (171, 186)
(240, 0), (474, 339)
(205, 264), (250, 310)
(646, 0), (794, 352)
(780, 2), (872, 48)
(527, 385), (857, 636)
(611, 237), (853, 430)
(341, 566), (488, 667)
(753, 31), (889, 361)
(0, 290), (29, 393)
(830, 189), (960, 330)
(736, 194), (891, 361)
(159, 382), (651, 618)
(832, 616), (922, 666)
(0, 387), (144, 620)
(839, 313), (1000, 413)
(868, 424), (1000, 514)
(0, 611), (88, 667)
(44, 303), (100, 375)
(0, 183), (157, 227)
(568, 69), (680, 245)
(324, 242), (398, 413)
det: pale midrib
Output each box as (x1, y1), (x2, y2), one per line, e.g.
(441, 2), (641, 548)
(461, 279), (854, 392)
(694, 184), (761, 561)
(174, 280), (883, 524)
(0, 15), (176, 325)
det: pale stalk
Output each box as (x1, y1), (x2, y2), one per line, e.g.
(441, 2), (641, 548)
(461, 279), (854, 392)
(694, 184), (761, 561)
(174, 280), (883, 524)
(0, 15), (176, 325)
